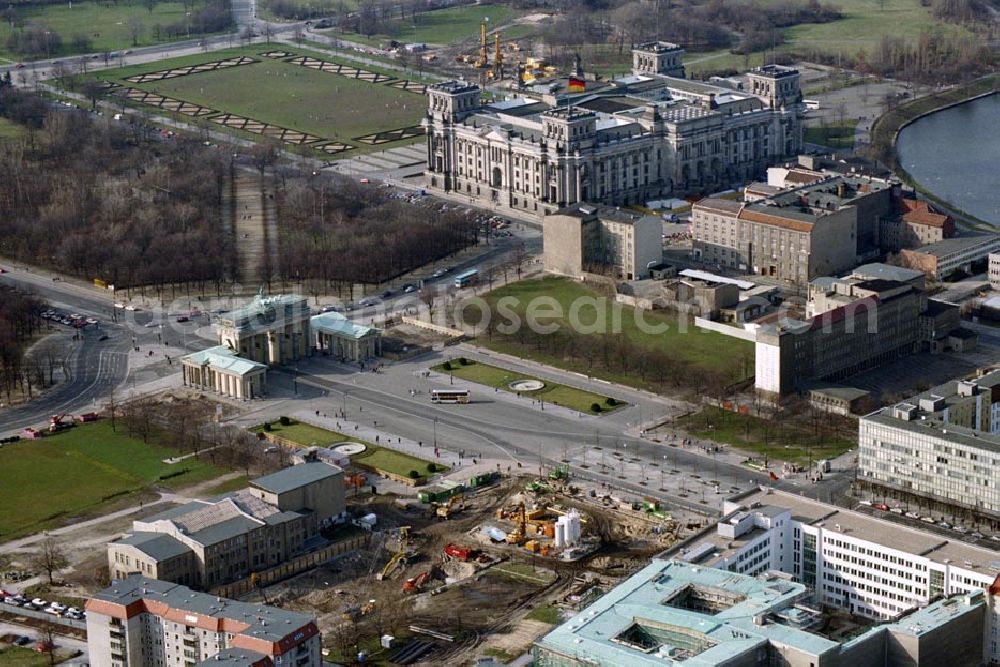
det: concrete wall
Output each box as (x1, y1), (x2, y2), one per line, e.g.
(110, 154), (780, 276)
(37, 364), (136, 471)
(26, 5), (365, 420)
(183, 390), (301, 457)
(695, 317), (758, 342)
(544, 214), (585, 277)
(633, 214), (664, 279)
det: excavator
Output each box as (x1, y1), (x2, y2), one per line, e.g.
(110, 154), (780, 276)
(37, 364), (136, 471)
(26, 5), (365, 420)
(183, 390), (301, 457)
(376, 526), (412, 580)
(435, 496), (462, 520)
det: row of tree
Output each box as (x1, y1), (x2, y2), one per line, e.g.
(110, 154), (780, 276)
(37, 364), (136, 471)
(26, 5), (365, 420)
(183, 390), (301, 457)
(0, 88), (231, 290)
(275, 171), (481, 289)
(0, 287), (46, 405)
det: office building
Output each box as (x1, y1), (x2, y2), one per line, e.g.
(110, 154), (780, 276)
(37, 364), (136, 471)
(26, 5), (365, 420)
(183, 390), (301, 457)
(655, 486), (1000, 663)
(543, 204), (662, 279)
(896, 233), (1000, 281)
(753, 269), (972, 395)
(215, 291), (311, 367)
(857, 369), (1000, 519)
(692, 173), (895, 283)
(879, 198), (955, 252)
(86, 574), (321, 666)
(108, 462), (345, 589)
(990, 253), (1000, 291)
(534, 556), (987, 667)
(425, 43), (803, 217)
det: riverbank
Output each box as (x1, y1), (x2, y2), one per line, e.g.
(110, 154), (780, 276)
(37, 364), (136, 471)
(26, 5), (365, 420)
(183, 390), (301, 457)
(871, 74), (1000, 230)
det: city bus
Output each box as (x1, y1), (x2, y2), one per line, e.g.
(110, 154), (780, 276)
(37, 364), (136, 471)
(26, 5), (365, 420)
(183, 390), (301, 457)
(431, 389), (470, 404)
(453, 269), (479, 288)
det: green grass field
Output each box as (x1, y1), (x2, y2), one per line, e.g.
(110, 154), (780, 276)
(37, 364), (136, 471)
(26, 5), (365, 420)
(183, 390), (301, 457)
(0, 421), (227, 541)
(676, 406), (855, 465)
(137, 57), (422, 141)
(0, 116), (25, 139)
(0, 0), (223, 61)
(0, 645), (57, 667)
(252, 420), (440, 478)
(433, 359), (625, 414)
(255, 419), (350, 446)
(330, 4), (517, 47)
(804, 120), (856, 149)
(475, 277), (753, 393)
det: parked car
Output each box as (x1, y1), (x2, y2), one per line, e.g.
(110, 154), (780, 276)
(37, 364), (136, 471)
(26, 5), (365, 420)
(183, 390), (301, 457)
(432, 268), (446, 278)
(381, 289), (393, 299)
(873, 503), (890, 511)
(402, 283), (416, 293)
(14, 636), (31, 646)
(176, 316), (189, 323)
(31, 598), (47, 607)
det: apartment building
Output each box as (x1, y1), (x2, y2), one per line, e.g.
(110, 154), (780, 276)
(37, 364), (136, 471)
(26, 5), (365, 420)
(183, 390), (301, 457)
(108, 462), (345, 589)
(857, 369), (1000, 518)
(215, 291), (312, 367)
(534, 556), (987, 667)
(879, 198), (955, 252)
(425, 43), (803, 217)
(86, 575), (321, 666)
(990, 253), (1000, 291)
(660, 486), (1000, 664)
(692, 174), (895, 283)
(543, 204), (662, 279)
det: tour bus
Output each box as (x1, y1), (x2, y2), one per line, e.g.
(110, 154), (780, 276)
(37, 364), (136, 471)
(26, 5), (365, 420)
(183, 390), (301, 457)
(803, 99), (820, 111)
(431, 389), (470, 404)
(453, 269), (479, 288)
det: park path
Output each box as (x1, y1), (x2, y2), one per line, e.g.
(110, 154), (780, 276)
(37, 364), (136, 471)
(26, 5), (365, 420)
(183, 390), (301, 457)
(232, 169), (270, 287)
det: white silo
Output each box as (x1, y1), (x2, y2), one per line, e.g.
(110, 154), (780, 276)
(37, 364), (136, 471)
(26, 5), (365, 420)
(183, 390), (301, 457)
(565, 510), (581, 546)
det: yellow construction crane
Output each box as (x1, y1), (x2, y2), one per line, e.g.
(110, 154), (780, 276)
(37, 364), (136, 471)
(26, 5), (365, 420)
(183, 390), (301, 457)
(506, 501), (527, 545)
(376, 526), (412, 580)
(475, 18), (490, 68)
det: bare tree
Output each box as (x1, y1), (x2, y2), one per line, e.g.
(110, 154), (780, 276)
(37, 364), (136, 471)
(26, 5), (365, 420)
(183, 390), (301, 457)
(30, 538), (69, 584)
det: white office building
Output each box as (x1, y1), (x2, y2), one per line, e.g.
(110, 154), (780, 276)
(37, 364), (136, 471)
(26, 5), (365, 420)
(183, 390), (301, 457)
(667, 487), (1000, 663)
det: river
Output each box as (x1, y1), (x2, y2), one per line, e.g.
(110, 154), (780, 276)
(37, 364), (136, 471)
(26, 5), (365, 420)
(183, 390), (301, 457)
(895, 92), (1000, 225)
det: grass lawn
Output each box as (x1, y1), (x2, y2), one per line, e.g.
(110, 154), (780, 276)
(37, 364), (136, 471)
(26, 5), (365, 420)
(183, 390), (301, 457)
(0, 645), (62, 667)
(331, 4), (517, 46)
(0, 116), (26, 139)
(804, 120), (856, 149)
(252, 420), (441, 478)
(201, 474), (250, 496)
(0, 421), (227, 541)
(0, 0), (224, 62)
(136, 56), (422, 141)
(433, 359), (625, 414)
(254, 419), (349, 446)
(474, 277), (753, 393)
(676, 406), (855, 466)
(526, 604), (562, 624)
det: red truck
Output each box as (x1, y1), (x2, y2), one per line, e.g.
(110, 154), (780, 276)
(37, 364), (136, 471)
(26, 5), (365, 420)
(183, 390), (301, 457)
(444, 544), (476, 562)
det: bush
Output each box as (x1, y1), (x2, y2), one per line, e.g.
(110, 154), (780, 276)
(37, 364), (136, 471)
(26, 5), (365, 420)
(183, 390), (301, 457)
(278, 415), (291, 426)
(262, 422), (272, 432)
(443, 360), (452, 371)
(427, 462), (437, 473)
(458, 357), (469, 365)
(605, 397), (617, 406)
(591, 403), (602, 413)
(408, 470), (420, 479)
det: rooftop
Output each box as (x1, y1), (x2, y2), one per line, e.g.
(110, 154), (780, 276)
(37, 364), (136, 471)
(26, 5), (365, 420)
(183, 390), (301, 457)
(215, 292), (310, 333)
(180, 346), (267, 377)
(251, 461), (343, 496)
(555, 203), (658, 227)
(115, 532), (190, 562)
(311, 312), (380, 340)
(904, 233), (1000, 258)
(88, 574), (317, 645)
(850, 263), (925, 284)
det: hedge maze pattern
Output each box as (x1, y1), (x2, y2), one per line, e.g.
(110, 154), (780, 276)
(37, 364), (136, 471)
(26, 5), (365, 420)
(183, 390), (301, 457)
(354, 125), (425, 145)
(124, 56), (258, 84)
(118, 88), (217, 117)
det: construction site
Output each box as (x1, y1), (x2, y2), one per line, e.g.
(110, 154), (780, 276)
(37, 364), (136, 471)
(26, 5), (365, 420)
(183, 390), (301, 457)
(445, 17), (568, 90)
(254, 467), (708, 665)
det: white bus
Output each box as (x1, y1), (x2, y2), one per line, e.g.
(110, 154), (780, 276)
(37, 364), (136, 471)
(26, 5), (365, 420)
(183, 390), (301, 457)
(803, 99), (820, 110)
(431, 389), (470, 404)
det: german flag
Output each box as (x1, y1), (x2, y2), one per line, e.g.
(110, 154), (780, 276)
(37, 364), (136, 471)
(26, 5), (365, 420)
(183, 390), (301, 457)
(568, 77), (585, 93)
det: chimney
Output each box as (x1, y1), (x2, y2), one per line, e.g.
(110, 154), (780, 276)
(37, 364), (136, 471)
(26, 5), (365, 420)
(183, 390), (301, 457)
(837, 182), (845, 199)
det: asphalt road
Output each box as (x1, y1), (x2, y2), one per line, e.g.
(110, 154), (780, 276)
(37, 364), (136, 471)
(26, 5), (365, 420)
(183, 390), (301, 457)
(0, 267), (131, 432)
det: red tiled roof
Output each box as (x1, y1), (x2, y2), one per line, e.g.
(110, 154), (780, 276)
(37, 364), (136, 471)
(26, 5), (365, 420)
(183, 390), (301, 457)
(738, 208), (814, 232)
(903, 208), (950, 228)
